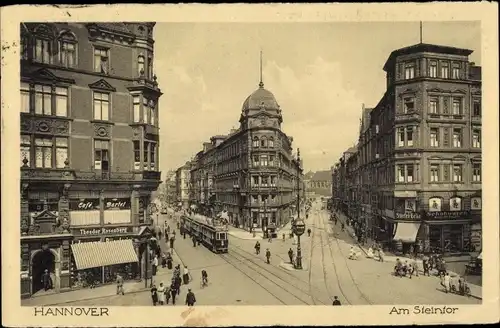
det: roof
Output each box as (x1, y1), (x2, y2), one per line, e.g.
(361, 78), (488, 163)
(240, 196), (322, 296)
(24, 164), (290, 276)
(469, 65), (481, 81)
(93, 23), (133, 35)
(345, 145), (357, 154)
(361, 107), (373, 133)
(310, 170), (331, 181)
(304, 171), (315, 180)
(242, 83), (280, 111)
(383, 43), (474, 71)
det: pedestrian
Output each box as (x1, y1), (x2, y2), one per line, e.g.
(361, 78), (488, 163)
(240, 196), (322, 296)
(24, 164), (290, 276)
(157, 282), (166, 305)
(422, 256), (430, 276)
(169, 236), (175, 249)
(288, 248), (294, 265)
(192, 235), (197, 247)
(116, 273), (125, 295)
(265, 248), (271, 264)
(41, 269), (53, 291)
(185, 288), (196, 306)
(307, 228), (311, 237)
(152, 255), (158, 276)
(341, 222), (345, 231)
(161, 253), (167, 268)
(151, 284), (158, 306)
(165, 284), (172, 304)
(183, 265), (190, 285)
(282, 233), (285, 242)
(254, 241), (261, 255)
(158, 229), (163, 241)
(411, 257), (420, 278)
(170, 282), (178, 305)
(175, 274), (182, 295)
(443, 273), (451, 293)
(332, 296), (341, 306)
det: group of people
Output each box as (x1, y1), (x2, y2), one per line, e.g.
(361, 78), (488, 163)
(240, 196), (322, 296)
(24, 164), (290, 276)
(150, 262), (196, 306)
(394, 257), (420, 278)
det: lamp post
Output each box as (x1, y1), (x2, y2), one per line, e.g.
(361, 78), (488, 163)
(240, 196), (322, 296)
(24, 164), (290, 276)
(294, 148), (305, 269)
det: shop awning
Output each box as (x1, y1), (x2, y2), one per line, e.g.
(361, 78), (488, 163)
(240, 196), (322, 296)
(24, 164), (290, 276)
(71, 239), (138, 270)
(393, 222), (421, 243)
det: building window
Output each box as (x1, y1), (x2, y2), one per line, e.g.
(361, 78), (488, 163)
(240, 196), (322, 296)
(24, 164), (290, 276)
(21, 134), (31, 167)
(429, 97), (438, 114)
(260, 155), (268, 167)
(403, 97), (415, 113)
(397, 165), (405, 183)
(452, 128), (462, 148)
(473, 99), (481, 116)
(270, 176), (276, 187)
(148, 56), (153, 79)
(407, 165), (414, 182)
(404, 63), (415, 79)
(252, 176), (259, 186)
(138, 55), (145, 76)
(35, 137), (53, 168)
(429, 61), (437, 77)
(94, 47), (109, 74)
(472, 163), (481, 182)
(34, 38), (51, 64)
(269, 155), (274, 167)
(59, 32), (77, 68)
(150, 143), (156, 171)
(397, 128), (405, 147)
(21, 82), (30, 113)
(145, 98), (156, 126)
(133, 96), (140, 123)
(55, 137), (68, 168)
(430, 128), (439, 147)
(252, 137), (259, 148)
(452, 63), (460, 79)
(268, 137), (274, 148)
(261, 176), (268, 187)
(55, 87), (68, 117)
(34, 85), (52, 115)
(133, 140), (140, 170)
(453, 164), (463, 182)
(21, 35), (29, 60)
(472, 130), (481, 148)
(94, 140), (110, 171)
(452, 98), (462, 115)
(430, 165), (439, 182)
(143, 142), (150, 170)
(260, 137), (267, 148)
(93, 92), (109, 120)
(441, 62), (449, 78)
(253, 155), (259, 167)
(407, 127), (414, 146)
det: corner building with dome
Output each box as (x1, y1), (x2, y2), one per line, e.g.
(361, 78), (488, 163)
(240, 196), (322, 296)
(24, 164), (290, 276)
(188, 80), (304, 231)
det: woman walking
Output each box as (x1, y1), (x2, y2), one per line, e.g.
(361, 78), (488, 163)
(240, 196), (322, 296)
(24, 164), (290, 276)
(157, 282), (166, 305)
(151, 284), (158, 306)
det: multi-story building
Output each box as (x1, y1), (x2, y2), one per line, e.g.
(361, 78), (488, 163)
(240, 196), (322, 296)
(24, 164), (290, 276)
(19, 23), (162, 298)
(333, 42), (482, 254)
(346, 149), (359, 224)
(187, 78), (303, 231)
(306, 170), (333, 199)
(334, 147), (357, 215)
(175, 162), (191, 209)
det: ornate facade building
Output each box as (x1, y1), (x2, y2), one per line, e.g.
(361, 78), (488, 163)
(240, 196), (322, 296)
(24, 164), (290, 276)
(332, 43), (482, 254)
(20, 23), (162, 298)
(187, 79), (303, 231)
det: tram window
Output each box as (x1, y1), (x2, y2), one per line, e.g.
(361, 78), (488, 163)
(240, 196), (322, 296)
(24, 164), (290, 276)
(220, 233), (226, 240)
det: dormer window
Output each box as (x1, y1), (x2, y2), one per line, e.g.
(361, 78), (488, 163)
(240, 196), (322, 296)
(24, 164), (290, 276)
(404, 63), (415, 79)
(33, 25), (54, 64)
(94, 47), (109, 74)
(59, 32), (77, 68)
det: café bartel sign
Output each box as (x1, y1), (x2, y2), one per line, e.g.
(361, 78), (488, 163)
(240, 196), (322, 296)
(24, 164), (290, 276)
(104, 198), (131, 210)
(69, 199), (100, 211)
(75, 226), (133, 236)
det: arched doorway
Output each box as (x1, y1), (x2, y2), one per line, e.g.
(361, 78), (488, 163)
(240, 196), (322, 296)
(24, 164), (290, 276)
(32, 249), (56, 294)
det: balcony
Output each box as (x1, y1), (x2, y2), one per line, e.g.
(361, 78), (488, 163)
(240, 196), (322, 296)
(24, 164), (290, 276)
(395, 112), (421, 123)
(21, 167), (75, 181)
(21, 169), (162, 182)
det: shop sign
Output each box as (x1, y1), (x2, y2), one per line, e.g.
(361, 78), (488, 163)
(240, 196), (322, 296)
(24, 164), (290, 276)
(425, 210), (470, 219)
(104, 198), (131, 210)
(428, 197), (442, 212)
(74, 226), (133, 236)
(450, 197), (462, 211)
(69, 199), (100, 211)
(395, 212), (421, 220)
(471, 197), (482, 210)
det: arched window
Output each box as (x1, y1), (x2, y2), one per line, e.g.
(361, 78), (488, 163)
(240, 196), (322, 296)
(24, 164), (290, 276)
(58, 31), (77, 68)
(33, 24), (55, 64)
(260, 137), (267, 148)
(138, 55), (145, 76)
(252, 137), (259, 148)
(268, 137), (274, 148)
(148, 55), (153, 79)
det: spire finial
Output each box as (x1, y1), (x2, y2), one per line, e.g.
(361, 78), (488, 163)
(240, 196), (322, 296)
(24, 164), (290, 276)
(259, 50), (264, 88)
(419, 21), (423, 43)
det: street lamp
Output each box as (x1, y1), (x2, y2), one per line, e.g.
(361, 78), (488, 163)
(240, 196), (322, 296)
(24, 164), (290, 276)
(294, 148), (305, 269)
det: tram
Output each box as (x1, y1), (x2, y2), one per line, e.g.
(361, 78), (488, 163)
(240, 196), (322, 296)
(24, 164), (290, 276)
(181, 214), (229, 253)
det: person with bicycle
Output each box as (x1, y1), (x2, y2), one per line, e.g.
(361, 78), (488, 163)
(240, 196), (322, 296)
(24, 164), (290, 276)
(201, 269), (208, 287)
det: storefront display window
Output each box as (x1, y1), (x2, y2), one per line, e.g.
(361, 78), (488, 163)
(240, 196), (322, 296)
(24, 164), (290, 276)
(429, 226), (442, 251)
(443, 225), (463, 253)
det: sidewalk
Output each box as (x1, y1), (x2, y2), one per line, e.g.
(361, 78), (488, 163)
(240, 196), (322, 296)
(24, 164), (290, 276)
(22, 232), (184, 306)
(332, 209), (482, 300)
(227, 219), (295, 240)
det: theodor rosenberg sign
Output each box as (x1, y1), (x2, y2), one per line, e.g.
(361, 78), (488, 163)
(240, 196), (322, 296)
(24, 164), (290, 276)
(73, 226), (133, 236)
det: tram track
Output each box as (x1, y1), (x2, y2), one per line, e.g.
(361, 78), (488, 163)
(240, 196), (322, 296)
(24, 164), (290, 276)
(219, 251), (313, 305)
(317, 209), (372, 305)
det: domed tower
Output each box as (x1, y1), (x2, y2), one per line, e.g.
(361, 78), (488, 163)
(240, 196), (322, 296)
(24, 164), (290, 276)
(239, 53), (283, 131)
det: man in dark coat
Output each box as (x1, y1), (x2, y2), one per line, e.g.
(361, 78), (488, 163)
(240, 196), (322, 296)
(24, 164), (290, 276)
(192, 235), (197, 247)
(265, 248), (271, 264)
(169, 236), (175, 249)
(332, 296), (341, 305)
(185, 288), (196, 306)
(169, 281), (177, 305)
(175, 275), (182, 295)
(288, 248), (294, 264)
(41, 269), (52, 291)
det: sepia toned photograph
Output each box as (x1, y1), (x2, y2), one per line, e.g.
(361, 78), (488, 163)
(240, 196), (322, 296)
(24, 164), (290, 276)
(1, 3), (498, 327)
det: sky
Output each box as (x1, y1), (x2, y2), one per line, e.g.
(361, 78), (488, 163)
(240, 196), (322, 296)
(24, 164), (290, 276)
(154, 21), (481, 175)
